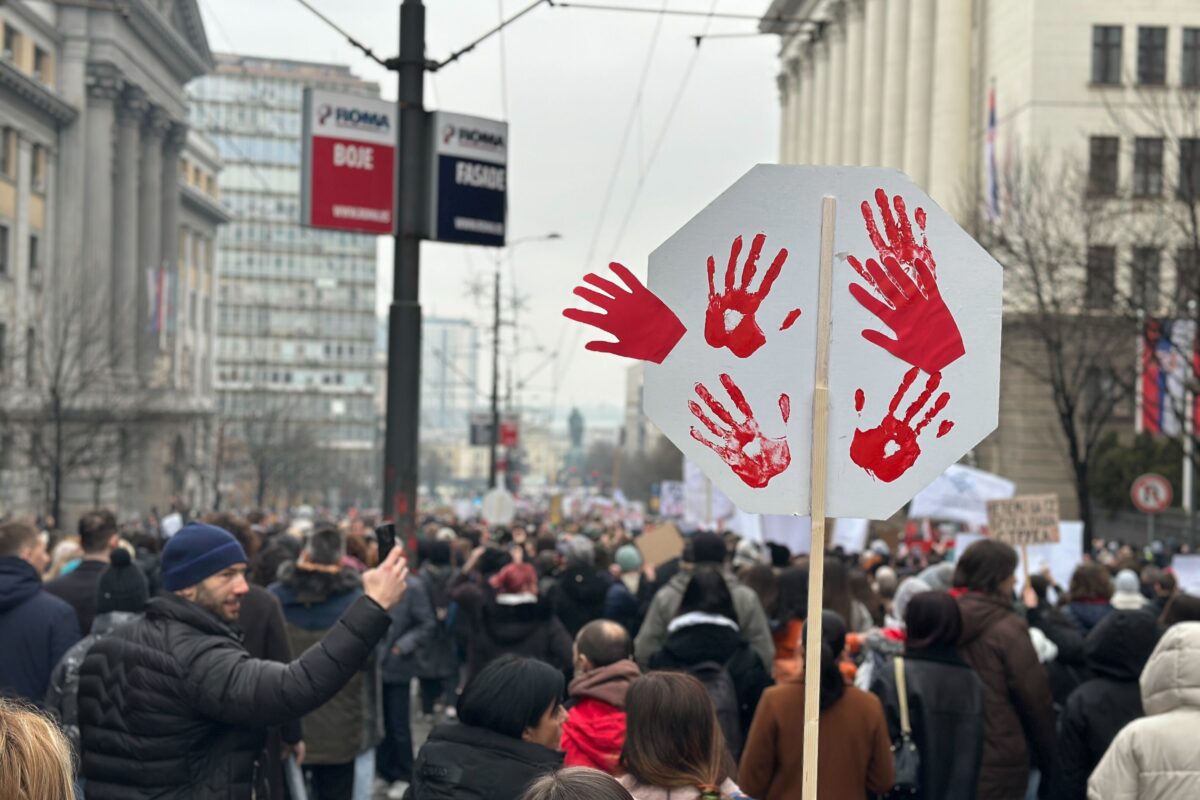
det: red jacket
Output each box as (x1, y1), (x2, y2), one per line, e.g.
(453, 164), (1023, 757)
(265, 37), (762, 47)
(560, 659), (640, 774)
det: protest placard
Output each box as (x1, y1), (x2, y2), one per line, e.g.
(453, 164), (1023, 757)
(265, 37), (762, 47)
(987, 494), (1061, 546)
(636, 521), (685, 567)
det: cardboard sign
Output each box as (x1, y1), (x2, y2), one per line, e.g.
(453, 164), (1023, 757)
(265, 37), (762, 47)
(987, 494), (1061, 546)
(637, 521), (685, 566)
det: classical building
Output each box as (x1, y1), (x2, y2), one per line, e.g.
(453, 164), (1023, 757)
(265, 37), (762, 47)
(0, 0), (224, 525)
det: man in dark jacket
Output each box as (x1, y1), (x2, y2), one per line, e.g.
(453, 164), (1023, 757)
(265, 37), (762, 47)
(1055, 609), (1161, 800)
(77, 521), (409, 800)
(0, 520), (80, 703)
(46, 509), (118, 635)
(552, 536), (610, 637)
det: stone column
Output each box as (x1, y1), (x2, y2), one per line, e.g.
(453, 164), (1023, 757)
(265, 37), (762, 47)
(903, 0), (937, 187)
(859, 0), (886, 165)
(880, 0), (910, 168)
(84, 63), (122, 360)
(12, 136), (32, 382)
(113, 87), (145, 377)
(789, 58), (804, 164)
(138, 107), (168, 376)
(928, 0), (975, 217)
(162, 123), (186, 388)
(799, 52), (816, 163)
(811, 39), (829, 165)
(778, 71), (793, 164)
(825, 9), (848, 164)
(842, 0), (866, 165)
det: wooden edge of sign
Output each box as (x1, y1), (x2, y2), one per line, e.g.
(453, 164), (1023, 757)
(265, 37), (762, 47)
(801, 195), (836, 800)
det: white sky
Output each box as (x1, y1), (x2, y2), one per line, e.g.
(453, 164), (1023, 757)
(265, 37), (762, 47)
(198, 0), (782, 427)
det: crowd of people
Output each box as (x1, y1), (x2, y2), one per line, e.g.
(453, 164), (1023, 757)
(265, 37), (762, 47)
(1, 504), (1200, 799)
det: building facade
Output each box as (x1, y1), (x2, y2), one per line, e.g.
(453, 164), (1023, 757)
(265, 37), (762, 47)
(0, 0), (223, 525)
(188, 55), (380, 510)
(422, 316), (480, 433)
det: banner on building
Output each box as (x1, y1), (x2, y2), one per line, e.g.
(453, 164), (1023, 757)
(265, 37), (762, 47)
(1140, 319), (1197, 436)
(301, 88), (396, 235)
(428, 111), (507, 247)
(146, 267), (175, 337)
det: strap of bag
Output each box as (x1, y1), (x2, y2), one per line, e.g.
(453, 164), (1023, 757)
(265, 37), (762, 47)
(894, 656), (911, 737)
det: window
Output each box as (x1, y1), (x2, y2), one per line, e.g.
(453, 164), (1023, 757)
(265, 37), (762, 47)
(1089, 136), (1120, 196)
(30, 144), (44, 191)
(0, 128), (13, 178)
(0, 225), (8, 275)
(2, 25), (18, 62)
(1185, 29), (1200, 87)
(1177, 248), (1200, 309)
(1086, 246), (1117, 309)
(1093, 26), (1123, 84)
(0, 323), (5, 377)
(1132, 247), (1161, 310)
(1134, 137), (1165, 197)
(27, 235), (37, 277)
(32, 47), (48, 82)
(25, 326), (34, 385)
(1181, 139), (1200, 200)
(1139, 27), (1167, 86)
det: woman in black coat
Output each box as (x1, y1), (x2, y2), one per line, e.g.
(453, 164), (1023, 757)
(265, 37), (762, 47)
(408, 655), (565, 800)
(869, 590), (985, 800)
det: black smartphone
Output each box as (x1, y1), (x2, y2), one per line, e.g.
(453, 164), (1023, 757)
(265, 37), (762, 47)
(375, 522), (397, 563)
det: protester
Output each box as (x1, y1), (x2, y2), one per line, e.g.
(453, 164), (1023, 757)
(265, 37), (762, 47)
(739, 611), (894, 800)
(45, 510), (118, 635)
(635, 532), (773, 670)
(1056, 609), (1160, 800)
(604, 544), (648, 637)
(1150, 571), (1177, 616)
(869, 591), (984, 799)
(769, 566), (808, 681)
(648, 570), (771, 756)
(954, 540), (1056, 799)
(1088, 622), (1200, 799)
(553, 536), (610, 637)
(561, 619), (641, 773)
(855, 576), (931, 690)
(850, 566), (886, 627)
(521, 767), (635, 800)
(1063, 562), (1114, 633)
(1111, 568), (1150, 611)
(0, 697), (75, 800)
(414, 537), (460, 720)
(408, 654), (566, 799)
(618, 672), (749, 800)
(0, 520), (80, 703)
(77, 522), (409, 799)
(1160, 593), (1200, 628)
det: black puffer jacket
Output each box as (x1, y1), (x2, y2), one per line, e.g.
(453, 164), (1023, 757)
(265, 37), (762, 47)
(1055, 609), (1160, 800)
(552, 566), (610, 637)
(407, 720), (563, 800)
(77, 591), (391, 799)
(466, 596), (573, 680)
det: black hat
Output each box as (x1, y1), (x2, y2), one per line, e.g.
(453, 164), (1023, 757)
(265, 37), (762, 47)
(690, 531), (727, 565)
(97, 548), (149, 615)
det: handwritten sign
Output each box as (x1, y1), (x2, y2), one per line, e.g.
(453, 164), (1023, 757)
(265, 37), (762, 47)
(987, 494), (1061, 546)
(636, 521), (685, 567)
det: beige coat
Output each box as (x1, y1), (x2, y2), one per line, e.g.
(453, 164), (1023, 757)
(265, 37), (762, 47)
(1088, 622), (1200, 800)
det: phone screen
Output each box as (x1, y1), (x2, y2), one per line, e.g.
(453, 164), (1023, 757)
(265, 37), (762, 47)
(375, 522), (397, 563)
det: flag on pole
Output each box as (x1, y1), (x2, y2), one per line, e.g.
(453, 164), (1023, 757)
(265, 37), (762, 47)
(147, 267), (173, 336)
(985, 84), (1000, 221)
(1141, 318), (1196, 436)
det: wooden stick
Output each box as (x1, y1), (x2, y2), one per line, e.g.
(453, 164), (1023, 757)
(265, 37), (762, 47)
(801, 195), (837, 800)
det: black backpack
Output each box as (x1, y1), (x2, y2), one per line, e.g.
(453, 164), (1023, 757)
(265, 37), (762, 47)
(685, 659), (744, 761)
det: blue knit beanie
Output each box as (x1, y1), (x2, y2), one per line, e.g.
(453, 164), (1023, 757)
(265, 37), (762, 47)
(161, 522), (247, 591)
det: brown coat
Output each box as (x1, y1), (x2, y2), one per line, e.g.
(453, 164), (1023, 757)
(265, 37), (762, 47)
(738, 680), (894, 800)
(957, 592), (1056, 800)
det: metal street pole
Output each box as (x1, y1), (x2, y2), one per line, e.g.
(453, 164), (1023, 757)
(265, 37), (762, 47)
(383, 0), (426, 540)
(489, 261), (502, 489)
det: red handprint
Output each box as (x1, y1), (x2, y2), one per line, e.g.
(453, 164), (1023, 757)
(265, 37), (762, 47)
(850, 367), (954, 483)
(688, 373), (791, 489)
(862, 187), (935, 275)
(705, 234), (789, 358)
(563, 262), (686, 364)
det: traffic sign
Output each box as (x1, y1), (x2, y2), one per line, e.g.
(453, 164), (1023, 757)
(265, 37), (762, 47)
(1131, 473), (1172, 514)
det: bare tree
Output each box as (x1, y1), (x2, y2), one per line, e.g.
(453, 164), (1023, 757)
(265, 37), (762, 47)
(218, 393), (328, 510)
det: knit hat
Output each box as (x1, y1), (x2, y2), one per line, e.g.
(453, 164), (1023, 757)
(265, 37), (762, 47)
(96, 548), (149, 615)
(161, 522), (248, 591)
(615, 544), (643, 573)
(1114, 568), (1141, 595)
(892, 577), (933, 627)
(489, 562), (538, 595)
(690, 532), (727, 565)
(563, 535), (595, 568)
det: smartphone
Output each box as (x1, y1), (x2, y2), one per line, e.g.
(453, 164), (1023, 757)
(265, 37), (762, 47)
(375, 522), (397, 563)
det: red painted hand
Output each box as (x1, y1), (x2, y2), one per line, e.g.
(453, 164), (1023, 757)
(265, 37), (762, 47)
(688, 372), (791, 489)
(562, 262), (686, 364)
(862, 188), (935, 275)
(850, 367), (954, 483)
(705, 234), (789, 359)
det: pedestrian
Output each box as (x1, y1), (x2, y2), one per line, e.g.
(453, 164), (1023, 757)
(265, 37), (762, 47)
(0, 697), (75, 800)
(738, 611), (894, 800)
(1111, 569), (1150, 611)
(854, 576), (931, 690)
(414, 537), (460, 720)
(77, 522), (409, 799)
(618, 671), (750, 800)
(408, 654), (566, 799)
(954, 539), (1056, 800)
(634, 532), (773, 670)
(1088, 621), (1200, 799)
(1062, 562), (1114, 633)
(561, 619), (641, 773)
(825, 557), (874, 633)
(869, 591), (984, 799)
(604, 544), (646, 637)
(521, 767), (635, 800)
(648, 570), (772, 758)
(769, 567), (807, 682)
(1056, 610), (1160, 800)
(1160, 592), (1200, 627)
(553, 536), (610, 637)
(0, 520), (80, 704)
(45, 510), (119, 635)
(1150, 572), (1176, 616)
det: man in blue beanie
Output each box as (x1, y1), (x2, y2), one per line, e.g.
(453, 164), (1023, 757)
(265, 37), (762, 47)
(77, 521), (409, 799)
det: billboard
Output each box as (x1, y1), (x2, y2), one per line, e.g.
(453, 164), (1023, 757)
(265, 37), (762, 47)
(301, 88), (396, 235)
(428, 111), (507, 247)
(469, 412), (519, 446)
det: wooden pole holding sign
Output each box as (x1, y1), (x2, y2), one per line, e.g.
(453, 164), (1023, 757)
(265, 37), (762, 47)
(801, 196), (836, 800)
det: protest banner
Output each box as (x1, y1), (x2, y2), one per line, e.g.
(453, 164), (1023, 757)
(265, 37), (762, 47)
(908, 463), (1016, 527)
(987, 494), (1061, 546)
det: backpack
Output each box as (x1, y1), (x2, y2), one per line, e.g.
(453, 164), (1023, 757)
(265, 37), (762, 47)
(685, 660), (744, 761)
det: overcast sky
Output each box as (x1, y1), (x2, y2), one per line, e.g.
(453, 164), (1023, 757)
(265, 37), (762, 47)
(198, 0), (782, 428)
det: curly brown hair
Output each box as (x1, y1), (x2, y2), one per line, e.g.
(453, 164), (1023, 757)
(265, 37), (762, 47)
(1068, 562), (1114, 602)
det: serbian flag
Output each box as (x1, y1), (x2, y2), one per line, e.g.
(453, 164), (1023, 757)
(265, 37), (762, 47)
(146, 268), (172, 335)
(985, 85), (1000, 221)
(1140, 319), (1195, 435)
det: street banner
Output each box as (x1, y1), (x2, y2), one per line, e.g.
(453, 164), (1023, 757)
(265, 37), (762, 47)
(987, 494), (1061, 546)
(958, 520), (1084, 592)
(300, 88), (396, 234)
(908, 463), (1016, 527)
(428, 111), (508, 246)
(1172, 554), (1200, 596)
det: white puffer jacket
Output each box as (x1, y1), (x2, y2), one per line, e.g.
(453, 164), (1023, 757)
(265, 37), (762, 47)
(1088, 622), (1200, 800)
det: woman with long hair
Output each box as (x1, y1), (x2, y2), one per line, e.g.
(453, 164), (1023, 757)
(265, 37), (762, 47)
(738, 611), (894, 800)
(618, 672), (749, 800)
(1063, 563), (1114, 633)
(0, 698), (75, 800)
(522, 767), (635, 800)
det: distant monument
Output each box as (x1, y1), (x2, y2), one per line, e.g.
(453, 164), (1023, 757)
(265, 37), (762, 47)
(564, 407), (587, 483)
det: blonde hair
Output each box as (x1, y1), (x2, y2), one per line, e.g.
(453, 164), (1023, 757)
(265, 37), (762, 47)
(0, 698), (75, 800)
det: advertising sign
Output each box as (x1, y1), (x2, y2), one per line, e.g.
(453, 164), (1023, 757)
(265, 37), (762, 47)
(469, 413), (519, 447)
(301, 88), (396, 235)
(428, 111), (508, 246)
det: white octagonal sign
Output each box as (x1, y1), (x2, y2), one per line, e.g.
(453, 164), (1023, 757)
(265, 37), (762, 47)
(565, 165), (1002, 520)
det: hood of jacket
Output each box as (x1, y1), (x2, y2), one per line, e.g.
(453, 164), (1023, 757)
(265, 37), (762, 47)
(957, 591), (1022, 647)
(657, 621), (743, 665)
(427, 720), (563, 768)
(1141, 621), (1200, 716)
(1085, 609), (1160, 681)
(482, 596), (557, 645)
(665, 564), (738, 595)
(569, 658), (641, 708)
(1066, 600), (1113, 631)
(0, 556), (41, 612)
(559, 566), (610, 605)
(1111, 590), (1149, 611)
(274, 561), (362, 606)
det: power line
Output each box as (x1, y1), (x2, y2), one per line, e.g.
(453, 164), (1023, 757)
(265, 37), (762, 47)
(292, 0), (393, 69)
(548, 0), (807, 24)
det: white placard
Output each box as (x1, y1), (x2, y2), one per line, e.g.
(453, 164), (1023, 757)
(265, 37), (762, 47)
(956, 521), (1084, 591)
(908, 464), (1016, 527)
(832, 518), (870, 554)
(659, 480), (686, 518)
(683, 458), (736, 529)
(1172, 554), (1200, 596)
(762, 515), (812, 555)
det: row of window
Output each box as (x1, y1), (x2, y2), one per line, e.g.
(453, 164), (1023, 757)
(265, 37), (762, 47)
(0, 129), (48, 189)
(216, 305), (375, 338)
(210, 134), (300, 167)
(1084, 246), (1200, 310)
(224, 220), (375, 254)
(1088, 136), (1200, 198)
(217, 367), (374, 390)
(1, 20), (53, 86)
(188, 101), (303, 140)
(218, 281), (366, 310)
(1092, 24), (1200, 87)
(219, 389), (375, 421)
(216, 336), (375, 363)
(220, 193), (301, 224)
(0, 225), (40, 279)
(219, 251), (375, 284)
